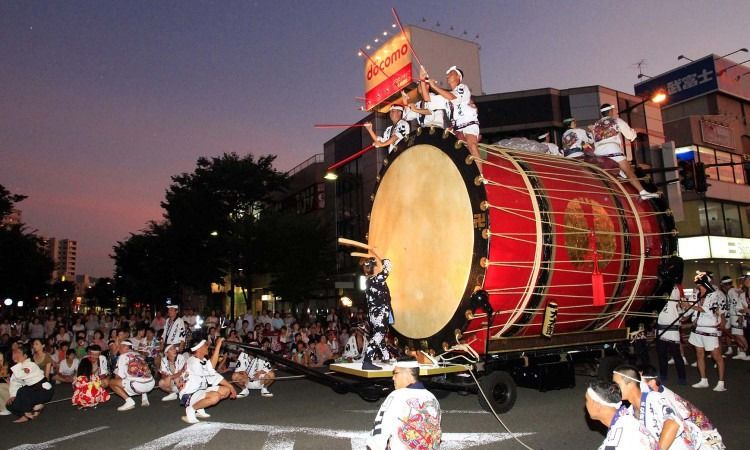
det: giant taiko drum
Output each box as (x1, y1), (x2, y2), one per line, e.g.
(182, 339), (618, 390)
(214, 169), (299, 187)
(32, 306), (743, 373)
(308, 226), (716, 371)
(367, 129), (676, 355)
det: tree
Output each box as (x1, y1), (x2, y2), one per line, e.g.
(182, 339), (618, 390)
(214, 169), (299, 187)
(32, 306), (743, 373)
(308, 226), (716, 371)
(85, 277), (117, 309)
(253, 210), (335, 304)
(0, 184), (53, 303)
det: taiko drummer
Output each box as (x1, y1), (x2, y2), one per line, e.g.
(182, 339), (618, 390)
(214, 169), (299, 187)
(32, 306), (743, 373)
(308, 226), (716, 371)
(360, 248), (394, 371)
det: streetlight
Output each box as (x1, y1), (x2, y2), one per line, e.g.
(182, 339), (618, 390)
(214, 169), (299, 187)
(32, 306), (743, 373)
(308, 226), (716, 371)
(718, 48), (748, 59)
(677, 55), (694, 62)
(619, 90), (668, 115)
(718, 59), (750, 76)
(3, 298), (12, 306)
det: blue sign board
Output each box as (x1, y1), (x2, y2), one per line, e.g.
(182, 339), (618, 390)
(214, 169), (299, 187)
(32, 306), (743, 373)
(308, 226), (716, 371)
(635, 56), (718, 105)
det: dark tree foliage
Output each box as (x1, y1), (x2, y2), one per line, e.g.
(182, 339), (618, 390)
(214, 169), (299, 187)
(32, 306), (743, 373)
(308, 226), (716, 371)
(0, 184), (53, 303)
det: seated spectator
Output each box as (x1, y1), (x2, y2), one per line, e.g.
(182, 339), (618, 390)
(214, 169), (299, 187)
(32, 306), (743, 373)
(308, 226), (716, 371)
(312, 335), (334, 367)
(7, 343), (54, 423)
(73, 336), (88, 359)
(28, 318), (45, 340)
(110, 340), (155, 411)
(226, 329), (242, 344)
(291, 341), (310, 367)
(271, 312), (284, 330)
(327, 330), (340, 357)
(72, 357), (110, 409)
(51, 341), (70, 368)
(158, 344), (187, 402)
(54, 325), (71, 345)
(232, 350), (275, 398)
(53, 349), (79, 384)
(0, 351), (11, 416)
(31, 338), (53, 380)
(341, 326), (367, 362)
(91, 330), (107, 351)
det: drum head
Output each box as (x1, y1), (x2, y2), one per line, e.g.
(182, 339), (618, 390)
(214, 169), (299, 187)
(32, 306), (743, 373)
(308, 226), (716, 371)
(369, 144), (475, 340)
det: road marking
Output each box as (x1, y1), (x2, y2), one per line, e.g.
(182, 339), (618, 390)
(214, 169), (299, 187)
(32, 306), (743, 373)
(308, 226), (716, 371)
(345, 409), (489, 414)
(8, 426), (109, 450)
(130, 421), (533, 449)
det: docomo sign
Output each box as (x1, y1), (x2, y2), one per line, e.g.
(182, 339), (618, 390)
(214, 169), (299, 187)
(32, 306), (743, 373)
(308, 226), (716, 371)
(366, 42), (410, 82)
(364, 32), (413, 110)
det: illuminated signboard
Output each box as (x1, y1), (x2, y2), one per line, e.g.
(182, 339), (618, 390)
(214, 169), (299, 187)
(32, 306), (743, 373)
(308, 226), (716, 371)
(363, 31), (413, 111)
(635, 56), (718, 106)
(678, 236), (750, 260)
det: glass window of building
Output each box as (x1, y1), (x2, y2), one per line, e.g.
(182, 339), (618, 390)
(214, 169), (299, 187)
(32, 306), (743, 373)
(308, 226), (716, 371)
(682, 200), (707, 236)
(724, 204), (742, 237)
(743, 205), (750, 238)
(698, 147), (718, 181)
(714, 150), (734, 183)
(731, 153), (746, 185)
(705, 201), (725, 236)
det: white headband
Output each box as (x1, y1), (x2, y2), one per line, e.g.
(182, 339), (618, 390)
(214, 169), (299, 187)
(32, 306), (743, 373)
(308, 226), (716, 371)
(586, 387), (621, 409)
(600, 104), (615, 113)
(613, 371), (641, 384)
(190, 340), (206, 352)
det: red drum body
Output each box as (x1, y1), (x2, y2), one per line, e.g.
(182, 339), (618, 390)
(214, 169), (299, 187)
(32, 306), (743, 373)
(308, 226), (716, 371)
(367, 130), (676, 355)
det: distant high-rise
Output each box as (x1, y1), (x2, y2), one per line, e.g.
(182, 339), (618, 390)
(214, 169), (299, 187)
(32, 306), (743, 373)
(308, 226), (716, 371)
(44, 237), (78, 281)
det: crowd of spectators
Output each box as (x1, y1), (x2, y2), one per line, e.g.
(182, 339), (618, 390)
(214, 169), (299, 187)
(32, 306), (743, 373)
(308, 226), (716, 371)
(0, 304), (374, 421)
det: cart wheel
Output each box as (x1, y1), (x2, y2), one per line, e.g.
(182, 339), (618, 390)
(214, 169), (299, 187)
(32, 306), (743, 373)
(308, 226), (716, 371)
(478, 371), (517, 413)
(358, 385), (386, 402)
(597, 356), (624, 381)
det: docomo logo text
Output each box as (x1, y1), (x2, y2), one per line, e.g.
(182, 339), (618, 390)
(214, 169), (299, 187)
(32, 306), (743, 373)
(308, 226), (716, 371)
(366, 43), (409, 81)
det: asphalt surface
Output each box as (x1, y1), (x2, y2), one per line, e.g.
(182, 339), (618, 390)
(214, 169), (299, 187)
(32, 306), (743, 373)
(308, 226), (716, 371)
(1, 355), (749, 449)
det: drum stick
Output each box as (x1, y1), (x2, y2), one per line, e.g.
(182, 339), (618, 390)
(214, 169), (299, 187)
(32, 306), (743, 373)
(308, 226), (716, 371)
(350, 252), (371, 258)
(359, 47), (393, 81)
(327, 144), (375, 171)
(391, 8), (423, 68)
(337, 238), (371, 250)
(314, 124), (368, 129)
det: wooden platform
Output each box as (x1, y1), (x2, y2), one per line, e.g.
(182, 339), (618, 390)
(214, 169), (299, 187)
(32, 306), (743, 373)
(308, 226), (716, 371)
(329, 362), (470, 379)
(488, 328), (630, 354)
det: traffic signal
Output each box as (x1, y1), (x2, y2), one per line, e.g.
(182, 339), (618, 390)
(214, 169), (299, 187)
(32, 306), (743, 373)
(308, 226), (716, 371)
(678, 160), (696, 191)
(694, 161), (709, 193)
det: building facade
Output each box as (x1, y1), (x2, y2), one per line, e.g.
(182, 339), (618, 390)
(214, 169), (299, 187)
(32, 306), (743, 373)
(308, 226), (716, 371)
(636, 54), (750, 281)
(44, 237), (78, 281)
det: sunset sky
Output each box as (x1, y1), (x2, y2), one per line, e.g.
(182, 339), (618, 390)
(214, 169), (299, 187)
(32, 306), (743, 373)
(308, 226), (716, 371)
(1, 1), (748, 276)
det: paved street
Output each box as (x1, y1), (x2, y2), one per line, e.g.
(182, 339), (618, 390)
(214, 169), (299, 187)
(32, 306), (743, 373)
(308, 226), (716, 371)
(1, 356), (749, 449)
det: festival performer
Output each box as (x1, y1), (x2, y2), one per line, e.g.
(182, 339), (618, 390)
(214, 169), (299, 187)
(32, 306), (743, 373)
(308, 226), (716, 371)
(158, 344), (187, 402)
(162, 304), (187, 353)
(537, 132), (561, 156)
(405, 79), (451, 129)
(6, 344), (55, 423)
(72, 357), (110, 409)
(613, 365), (697, 450)
(592, 104), (658, 200)
(341, 325), (367, 362)
(361, 248), (393, 371)
(110, 340), (155, 411)
(232, 350), (275, 398)
(583, 380), (657, 450)
(640, 366), (724, 449)
(725, 276), (749, 360)
(178, 337), (236, 424)
(421, 65), (480, 164)
(366, 360), (441, 450)
(684, 271), (727, 391)
(561, 117), (593, 159)
(364, 105), (410, 154)
(86, 344), (110, 389)
(656, 283), (688, 385)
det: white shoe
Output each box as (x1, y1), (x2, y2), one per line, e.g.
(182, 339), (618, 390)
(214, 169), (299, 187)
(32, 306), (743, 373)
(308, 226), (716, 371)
(690, 361), (698, 367)
(117, 397), (136, 411)
(692, 379), (709, 389)
(713, 381), (727, 392)
(732, 352), (747, 360)
(724, 347), (734, 356)
(162, 392), (178, 402)
(237, 388), (250, 398)
(195, 409), (211, 419)
(0, 409), (11, 416)
(141, 394), (150, 407)
(182, 406), (199, 424)
(639, 190), (659, 200)
(261, 387), (274, 398)
(667, 358), (675, 365)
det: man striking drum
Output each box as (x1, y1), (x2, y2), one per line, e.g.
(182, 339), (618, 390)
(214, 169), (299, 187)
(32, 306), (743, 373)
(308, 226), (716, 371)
(339, 238), (393, 370)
